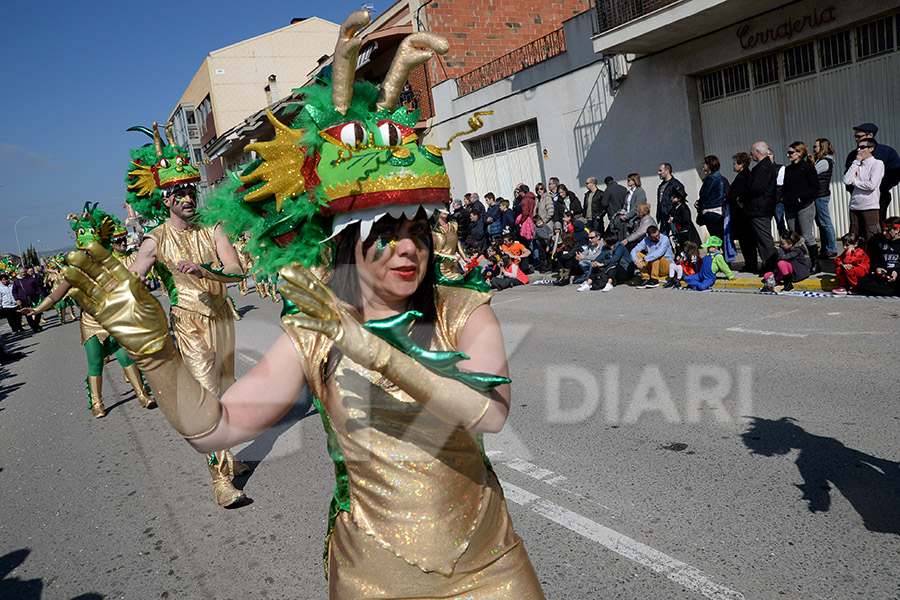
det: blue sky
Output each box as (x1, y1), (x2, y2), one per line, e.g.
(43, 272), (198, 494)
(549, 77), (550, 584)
(0, 0), (373, 255)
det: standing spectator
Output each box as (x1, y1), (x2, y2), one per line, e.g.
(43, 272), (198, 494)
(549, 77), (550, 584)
(583, 177), (603, 233)
(669, 187), (700, 250)
(812, 138), (839, 259)
(842, 137), (885, 243)
(831, 232), (869, 295)
(696, 155), (728, 240)
(498, 199), (516, 237)
(620, 173), (646, 240)
(623, 202), (657, 250)
(12, 266), (42, 333)
(630, 225), (674, 288)
(466, 209), (487, 253)
(536, 182), (554, 225)
(601, 176), (628, 234)
(656, 163), (685, 239)
(744, 141), (779, 271)
(484, 192), (502, 241)
(553, 184), (582, 223)
(761, 231), (809, 292)
(770, 148), (789, 237)
(451, 198), (470, 244)
(727, 152), (754, 270)
(854, 217), (900, 296)
(781, 141), (821, 273)
(547, 177), (561, 209)
(516, 185), (536, 250)
(467, 192), (486, 216)
(532, 216), (553, 272)
(843, 123), (900, 222)
(1, 273), (25, 333)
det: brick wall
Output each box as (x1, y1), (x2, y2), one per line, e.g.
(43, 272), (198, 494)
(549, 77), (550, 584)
(425, 0), (591, 84)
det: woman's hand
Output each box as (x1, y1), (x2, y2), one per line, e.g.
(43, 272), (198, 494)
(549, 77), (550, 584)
(62, 241), (169, 355)
(279, 263), (390, 371)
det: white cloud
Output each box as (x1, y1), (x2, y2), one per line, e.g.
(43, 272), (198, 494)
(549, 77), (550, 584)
(0, 142), (78, 174)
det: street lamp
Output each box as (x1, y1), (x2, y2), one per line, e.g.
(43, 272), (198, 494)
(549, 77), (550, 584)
(14, 215), (29, 266)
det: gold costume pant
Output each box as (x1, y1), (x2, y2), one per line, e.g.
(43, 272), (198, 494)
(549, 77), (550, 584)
(170, 305), (235, 396)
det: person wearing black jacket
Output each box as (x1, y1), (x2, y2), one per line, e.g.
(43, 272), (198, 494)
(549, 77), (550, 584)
(782, 141), (822, 273)
(854, 217), (900, 296)
(843, 123), (900, 222)
(656, 163), (685, 239)
(743, 142), (779, 271)
(727, 152), (754, 270)
(602, 177), (629, 231)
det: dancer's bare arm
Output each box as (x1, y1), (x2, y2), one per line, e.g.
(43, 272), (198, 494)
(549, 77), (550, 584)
(130, 237), (159, 278)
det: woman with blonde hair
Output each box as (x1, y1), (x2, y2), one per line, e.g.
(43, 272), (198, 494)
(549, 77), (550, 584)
(619, 173), (646, 239)
(782, 141), (821, 273)
(812, 138), (838, 258)
(623, 202), (656, 249)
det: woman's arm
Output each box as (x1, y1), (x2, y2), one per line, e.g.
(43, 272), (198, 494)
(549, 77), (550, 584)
(188, 333), (307, 452)
(457, 304), (510, 433)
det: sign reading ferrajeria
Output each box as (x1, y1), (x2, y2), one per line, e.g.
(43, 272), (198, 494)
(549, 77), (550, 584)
(737, 7), (836, 50)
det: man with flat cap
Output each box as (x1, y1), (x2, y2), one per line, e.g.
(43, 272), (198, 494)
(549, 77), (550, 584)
(844, 123), (900, 222)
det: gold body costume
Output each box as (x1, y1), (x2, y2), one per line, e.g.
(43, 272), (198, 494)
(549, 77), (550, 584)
(432, 220), (466, 280)
(285, 287), (545, 600)
(144, 222), (245, 505)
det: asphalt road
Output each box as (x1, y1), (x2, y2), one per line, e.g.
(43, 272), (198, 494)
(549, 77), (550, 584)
(1, 282), (898, 600)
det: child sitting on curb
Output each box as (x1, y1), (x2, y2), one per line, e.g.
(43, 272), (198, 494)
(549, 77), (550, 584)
(664, 240), (702, 288)
(832, 232), (870, 295)
(683, 236), (735, 291)
(761, 231), (809, 292)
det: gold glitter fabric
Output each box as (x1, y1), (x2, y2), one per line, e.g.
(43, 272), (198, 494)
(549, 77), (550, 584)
(144, 223), (230, 317)
(78, 251), (136, 346)
(285, 287), (545, 599)
(171, 304), (235, 396)
(433, 221), (463, 280)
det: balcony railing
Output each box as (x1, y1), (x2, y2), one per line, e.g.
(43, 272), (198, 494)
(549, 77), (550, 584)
(595, 0), (680, 34)
(457, 28), (567, 97)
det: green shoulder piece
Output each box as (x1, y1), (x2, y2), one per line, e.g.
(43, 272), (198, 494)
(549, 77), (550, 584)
(434, 261), (491, 293)
(362, 311), (510, 392)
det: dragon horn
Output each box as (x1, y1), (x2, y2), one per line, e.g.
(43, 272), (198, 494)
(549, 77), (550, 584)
(126, 125), (155, 139)
(152, 122), (163, 157)
(332, 10), (370, 115)
(164, 122), (175, 146)
(376, 32), (449, 111)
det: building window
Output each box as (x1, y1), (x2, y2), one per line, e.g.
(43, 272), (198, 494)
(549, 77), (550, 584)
(699, 72), (724, 103)
(819, 30), (852, 70)
(722, 63), (750, 96)
(783, 41), (816, 80)
(752, 53), (779, 88)
(856, 16), (895, 60)
(469, 122), (539, 157)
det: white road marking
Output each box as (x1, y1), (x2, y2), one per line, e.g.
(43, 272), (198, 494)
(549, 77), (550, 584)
(725, 327), (806, 338)
(487, 451), (611, 510)
(492, 297), (523, 306)
(501, 480), (745, 600)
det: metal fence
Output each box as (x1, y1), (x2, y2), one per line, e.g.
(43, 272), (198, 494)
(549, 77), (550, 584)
(457, 28), (567, 97)
(594, 0), (680, 34)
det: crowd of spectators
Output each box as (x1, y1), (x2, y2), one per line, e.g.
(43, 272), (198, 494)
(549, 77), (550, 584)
(444, 121), (900, 296)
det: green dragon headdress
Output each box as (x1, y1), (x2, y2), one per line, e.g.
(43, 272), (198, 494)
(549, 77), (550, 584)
(125, 122), (201, 227)
(68, 202), (123, 251)
(199, 10), (488, 277)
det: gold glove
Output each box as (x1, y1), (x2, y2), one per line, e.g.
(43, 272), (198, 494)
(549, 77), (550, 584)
(62, 241), (169, 355)
(30, 296), (55, 316)
(279, 263), (490, 428)
(63, 241), (220, 438)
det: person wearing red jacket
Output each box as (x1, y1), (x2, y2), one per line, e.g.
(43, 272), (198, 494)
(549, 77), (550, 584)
(832, 232), (870, 294)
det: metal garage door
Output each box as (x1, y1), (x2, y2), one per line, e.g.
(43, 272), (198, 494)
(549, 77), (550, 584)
(698, 13), (900, 237)
(469, 121), (544, 200)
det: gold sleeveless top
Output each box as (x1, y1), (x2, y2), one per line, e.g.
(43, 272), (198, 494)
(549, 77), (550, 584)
(285, 287), (515, 576)
(145, 223), (228, 317)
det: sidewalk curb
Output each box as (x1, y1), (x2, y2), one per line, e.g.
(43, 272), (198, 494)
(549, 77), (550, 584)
(527, 273), (840, 292)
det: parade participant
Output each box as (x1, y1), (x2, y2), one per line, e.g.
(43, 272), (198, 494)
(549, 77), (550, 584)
(44, 254), (78, 324)
(65, 12), (544, 598)
(24, 204), (155, 416)
(124, 124), (249, 507)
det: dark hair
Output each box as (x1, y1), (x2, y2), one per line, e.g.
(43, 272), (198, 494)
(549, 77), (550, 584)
(781, 230), (801, 246)
(484, 192), (495, 201)
(703, 155), (720, 172)
(646, 225), (659, 235)
(603, 233), (618, 247)
(557, 183), (569, 197)
(661, 163), (672, 174)
(549, 177), (559, 185)
(670, 186), (687, 200)
(517, 184), (530, 194)
(325, 218), (436, 377)
(860, 139), (878, 150)
(840, 232), (860, 246)
(604, 176), (615, 184)
(732, 152), (751, 169)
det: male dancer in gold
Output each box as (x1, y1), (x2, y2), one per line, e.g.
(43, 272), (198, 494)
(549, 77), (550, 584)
(129, 183), (249, 507)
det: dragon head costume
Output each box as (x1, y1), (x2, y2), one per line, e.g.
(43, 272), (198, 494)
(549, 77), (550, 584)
(199, 10), (488, 277)
(68, 202), (124, 251)
(125, 123), (202, 229)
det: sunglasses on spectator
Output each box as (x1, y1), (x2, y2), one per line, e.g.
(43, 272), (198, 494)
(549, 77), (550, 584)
(588, 235), (598, 239)
(857, 145), (875, 150)
(854, 133), (867, 138)
(786, 149), (799, 155)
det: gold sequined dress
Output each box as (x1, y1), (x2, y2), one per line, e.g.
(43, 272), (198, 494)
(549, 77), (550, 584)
(285, 287), (545, 599)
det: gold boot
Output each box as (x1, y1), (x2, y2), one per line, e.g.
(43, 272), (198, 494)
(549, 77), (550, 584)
(238, 279), (248, 296)
(88, 375), (106, 418)
(207, 451), (247, 507)
(271, 283), (280, 303)
(58, 308), (67, 325)
(226, 296), (241, 321)
(69, 306), (78, 321)
(123, 363), (156, 408)
(228, 450), (250, 477)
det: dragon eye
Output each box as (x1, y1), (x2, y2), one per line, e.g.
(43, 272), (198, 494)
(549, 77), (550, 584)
(320, 121), (368, 149)
(158, 158), (170, 169)
(176, 156), (186, 166)
(88, 228), (96, 234)
(77, 228), (85, 235)
(376, 120), (416, 146)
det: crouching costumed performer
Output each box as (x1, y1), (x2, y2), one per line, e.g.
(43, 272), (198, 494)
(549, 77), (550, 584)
(62, 11), (545, 599)
(24, 205), (155, 416)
